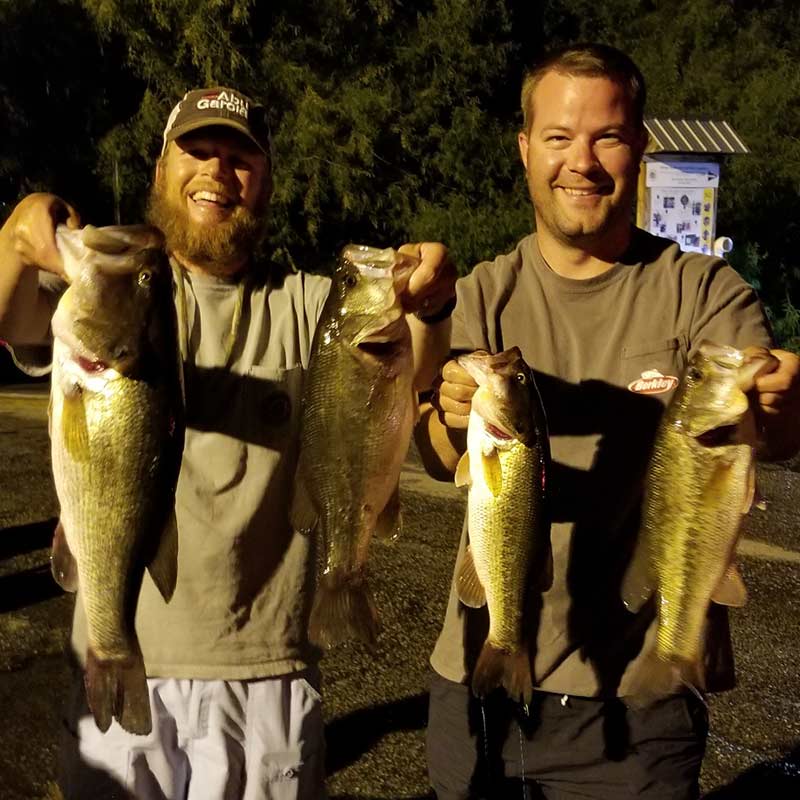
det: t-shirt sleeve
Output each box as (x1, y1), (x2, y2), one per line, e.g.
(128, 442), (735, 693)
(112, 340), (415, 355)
(303, 273), (331, 330)
(687, 259), (773, 356)
(451, 270), (491, 354)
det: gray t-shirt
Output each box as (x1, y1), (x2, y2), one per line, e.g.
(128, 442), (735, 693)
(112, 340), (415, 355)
(430, 230), (772, 697)
(70, 263), (331, 679)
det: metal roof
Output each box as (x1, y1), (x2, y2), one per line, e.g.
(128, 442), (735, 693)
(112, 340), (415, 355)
(644, 118), (749, 155)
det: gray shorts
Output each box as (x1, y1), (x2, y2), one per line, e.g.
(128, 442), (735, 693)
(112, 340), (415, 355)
(426, 671), (708, 800)
(59, 669), (326, 800)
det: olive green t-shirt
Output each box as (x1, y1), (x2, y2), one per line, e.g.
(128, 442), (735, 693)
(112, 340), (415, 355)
(430, 230), (772, 697)
(71, 264), (331, 679)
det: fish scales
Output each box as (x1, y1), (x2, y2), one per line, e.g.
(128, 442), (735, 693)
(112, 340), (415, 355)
(622, 342), (775, 705)
(292, 245), (417, 649)
(456, 347), (550, 704)
(49, 224), (183, 735)
(469, 439), (541, 650)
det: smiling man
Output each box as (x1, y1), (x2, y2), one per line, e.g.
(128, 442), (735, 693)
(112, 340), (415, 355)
(0, 85), (456, 800)
(416, 44), (800, 799)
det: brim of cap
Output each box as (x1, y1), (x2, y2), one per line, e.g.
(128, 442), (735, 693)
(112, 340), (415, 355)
(164, 118), (267, 154)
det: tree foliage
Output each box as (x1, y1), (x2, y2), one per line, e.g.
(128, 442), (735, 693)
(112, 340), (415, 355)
(0, 0), (797, 345)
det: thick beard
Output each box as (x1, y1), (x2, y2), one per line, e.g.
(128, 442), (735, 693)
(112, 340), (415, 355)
(146, 174), (268, 278)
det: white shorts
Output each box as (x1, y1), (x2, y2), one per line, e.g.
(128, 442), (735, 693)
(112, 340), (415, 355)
(59, 669), (326, 800)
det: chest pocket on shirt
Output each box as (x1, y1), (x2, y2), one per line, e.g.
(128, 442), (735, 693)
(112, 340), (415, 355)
(181, 364), (303, 496)
(621, 335), (688, 398)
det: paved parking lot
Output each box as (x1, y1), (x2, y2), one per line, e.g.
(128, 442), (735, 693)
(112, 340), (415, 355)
(0, 387), (798, 799)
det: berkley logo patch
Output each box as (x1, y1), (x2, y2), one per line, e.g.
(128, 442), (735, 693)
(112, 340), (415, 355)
(196, 90), (248, 118)
(627, 369), (679, 395)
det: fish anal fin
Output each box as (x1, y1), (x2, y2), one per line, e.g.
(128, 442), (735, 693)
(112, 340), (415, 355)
(454, 452), (471, 488)
(61, 390), (90, 462)
(147, 509), (179, 602)
(481, 449), (503, 496)
(50, 520), (78, 592)
(711, 563), (747, 607)
(456, 544), (486, 608)
(375, 485), (402, 541)
(289, 471), (318, 535)
(743, 461), (756, 514)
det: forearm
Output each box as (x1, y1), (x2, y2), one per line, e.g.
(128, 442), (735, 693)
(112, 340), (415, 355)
(414, 401), (466, 481)
(408, 314), (451, 392)
(0, 226), (52, 344)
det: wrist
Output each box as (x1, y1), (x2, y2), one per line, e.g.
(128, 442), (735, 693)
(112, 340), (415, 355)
(414, 296), (456, 325)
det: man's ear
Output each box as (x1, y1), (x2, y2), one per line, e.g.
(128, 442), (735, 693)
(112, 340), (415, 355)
(518, 131), (530, 171)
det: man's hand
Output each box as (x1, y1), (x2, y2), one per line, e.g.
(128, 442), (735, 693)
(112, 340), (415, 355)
(748, 347), (800, 460)
(4, 193), (81, 278)
(433, 358), (477, 430)
(397, 241), (457, 318)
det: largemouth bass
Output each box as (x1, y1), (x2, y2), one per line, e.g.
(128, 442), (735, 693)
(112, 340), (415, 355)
(454, 348), (550, 704)
(291, 245), (418, 649)
(50, 224), (184, 735)
(621, 342), (776, 705)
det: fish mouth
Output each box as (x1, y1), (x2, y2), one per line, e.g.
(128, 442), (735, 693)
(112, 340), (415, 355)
(695, 423), (740, 448)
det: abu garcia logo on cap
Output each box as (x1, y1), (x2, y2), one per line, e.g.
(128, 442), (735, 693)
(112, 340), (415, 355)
(196, 90), (249, 118)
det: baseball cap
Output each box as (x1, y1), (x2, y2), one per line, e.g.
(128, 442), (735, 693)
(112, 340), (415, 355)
(160, 87), (272, 158)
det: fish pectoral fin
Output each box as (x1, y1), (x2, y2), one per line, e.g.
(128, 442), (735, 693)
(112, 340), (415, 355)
(375, 486), (402, 541)
(50, 520), (78, 592)
(711, 563), (748, 607)
(620, 542), (656, 613)
(61, 390), (90, 462)
(481, 450), (503, 496)
(289, 474), (318, 535)
(456, 544), (486, 608)
(147, 508), (179, 603)
(454, 452), (471, 488)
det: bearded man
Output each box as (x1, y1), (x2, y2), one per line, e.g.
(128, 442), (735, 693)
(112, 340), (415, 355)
(0, 86), (456, 800)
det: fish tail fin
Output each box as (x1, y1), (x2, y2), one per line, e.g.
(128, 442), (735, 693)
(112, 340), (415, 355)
(85, 646), (152, 735)
(623, 650), (692, 710)
(472, 643), (533, 705)
(309, 572), (379, 650)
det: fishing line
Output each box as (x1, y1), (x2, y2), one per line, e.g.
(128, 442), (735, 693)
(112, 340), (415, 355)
(479, 698), (492, 791)
(518, 702), (530, 800)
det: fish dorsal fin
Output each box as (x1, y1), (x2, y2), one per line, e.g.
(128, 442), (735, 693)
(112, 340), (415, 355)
(456, 544), (486, 608)
(375, 485), (402, 541)
(50, 520), (78, 592)
(711, 563), (748, 607)
(481, 449), (503, 496)
(454, 452), (471, 488)
(61, 390), (90, 462)
(147, 509), (179, 603)
(621, 537), (656, 613)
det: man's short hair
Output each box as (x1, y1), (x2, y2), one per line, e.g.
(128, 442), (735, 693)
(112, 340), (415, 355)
(520, 43), (646, 134)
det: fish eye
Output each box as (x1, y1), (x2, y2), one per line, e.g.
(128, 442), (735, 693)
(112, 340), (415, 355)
(687, 367), (703, 382)
(138, 269), (153, 287)
(516, 372), (527, 384)
(343, 273), (358, 288)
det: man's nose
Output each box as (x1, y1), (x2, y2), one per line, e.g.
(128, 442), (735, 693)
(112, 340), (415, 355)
(566, 139), (600, 174)
(202, 155), (233, 180)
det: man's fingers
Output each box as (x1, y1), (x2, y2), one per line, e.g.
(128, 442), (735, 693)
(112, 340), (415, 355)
(441, 411), (470, 430)
(441, 359), (476, 387)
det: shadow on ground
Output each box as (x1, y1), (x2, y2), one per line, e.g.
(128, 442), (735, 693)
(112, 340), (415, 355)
(326, 692), (429, 776)
(703, 743), (800, 799)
